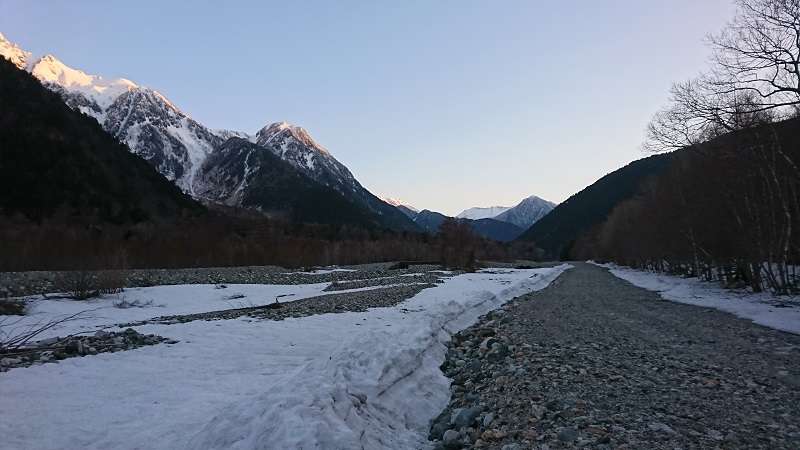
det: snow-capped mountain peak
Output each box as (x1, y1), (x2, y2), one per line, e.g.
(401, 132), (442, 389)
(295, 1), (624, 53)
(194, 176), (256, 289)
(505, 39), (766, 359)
(377, 196), (418, 211)
(1, 33), (419, 231)
(0, 32), (34, 71)
(30, 54), (138, 117)
(257, 122), (331, 156)
(494, 195), (556, 229)
(455, 205), (511, 220)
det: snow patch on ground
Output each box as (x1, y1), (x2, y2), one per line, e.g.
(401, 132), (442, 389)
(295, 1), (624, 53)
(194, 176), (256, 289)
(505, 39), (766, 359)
(0, 265), (570, 449)
(597, 263), (800, 335)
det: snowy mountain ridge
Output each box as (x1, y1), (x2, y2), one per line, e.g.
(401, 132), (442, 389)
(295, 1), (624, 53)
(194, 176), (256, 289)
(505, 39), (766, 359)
(456, 205), (512, 220)
(453, 196), (555, 229)
(377, 196), (419, 212)
(0, 33), (215, 194)
(495, 195), (556, 229)
(0, 33), (418, 230)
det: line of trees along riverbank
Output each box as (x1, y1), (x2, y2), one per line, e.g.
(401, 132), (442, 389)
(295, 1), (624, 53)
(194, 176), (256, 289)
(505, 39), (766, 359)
(573, 117), (799, 294)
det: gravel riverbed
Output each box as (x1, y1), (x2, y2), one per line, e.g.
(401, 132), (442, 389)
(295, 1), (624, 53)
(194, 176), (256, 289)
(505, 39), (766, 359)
(0, 263), (444, 298)
(429, 263), (800, 450)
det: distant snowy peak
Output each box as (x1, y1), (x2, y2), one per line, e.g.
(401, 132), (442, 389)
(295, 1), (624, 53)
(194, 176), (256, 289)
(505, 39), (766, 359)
(378, 196), (420, 219)
(494, 195), (556, 229)
(378, 196), (419, 212)
(256, 121), (350, 183)
(456, 205), (511, 220)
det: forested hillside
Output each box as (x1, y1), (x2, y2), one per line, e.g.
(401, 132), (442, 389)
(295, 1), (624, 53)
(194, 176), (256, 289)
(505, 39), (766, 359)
(573, 117), (800, 293)
(515, 153), (673, 259)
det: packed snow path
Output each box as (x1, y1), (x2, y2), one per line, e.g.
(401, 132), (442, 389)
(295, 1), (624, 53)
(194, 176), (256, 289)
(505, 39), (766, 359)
(0, 266), (569, 449)
(431, 263), (800, 449)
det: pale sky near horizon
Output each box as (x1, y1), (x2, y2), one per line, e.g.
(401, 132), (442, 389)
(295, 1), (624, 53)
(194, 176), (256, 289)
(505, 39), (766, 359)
(0, 1), (735, 216)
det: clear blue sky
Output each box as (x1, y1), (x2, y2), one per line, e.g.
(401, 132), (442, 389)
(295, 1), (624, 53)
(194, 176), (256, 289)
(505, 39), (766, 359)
(1, 0), (734, 216)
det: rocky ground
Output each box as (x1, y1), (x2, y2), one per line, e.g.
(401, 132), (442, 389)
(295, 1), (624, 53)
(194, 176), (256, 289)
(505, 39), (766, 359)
(0, 262), (447, 298)
(429, 263), (800, 450)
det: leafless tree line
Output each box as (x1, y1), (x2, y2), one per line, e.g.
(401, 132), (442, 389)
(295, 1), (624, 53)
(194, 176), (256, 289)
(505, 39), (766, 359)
(575, 0), (800, 294)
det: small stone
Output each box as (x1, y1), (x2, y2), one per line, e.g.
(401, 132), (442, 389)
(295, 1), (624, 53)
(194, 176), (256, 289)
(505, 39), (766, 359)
(94, 330), (111, 339)
(1, 357), (22, 367)
(38, 337), (59, 347)
(442, 429), (461, 449)
(523, 429), (538, 439)
(452, 405), (483, 429)
(708, 430), (723, 441)
(483, 412), (495, 427)
(429, 423), (447, 441)
(596, 434), (612, 444)
(558, 428), (578, 442)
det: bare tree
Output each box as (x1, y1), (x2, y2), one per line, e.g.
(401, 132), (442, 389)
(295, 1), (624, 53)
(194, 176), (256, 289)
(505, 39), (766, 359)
(438, 218), (478, 271)
(645, 0), (800, 152)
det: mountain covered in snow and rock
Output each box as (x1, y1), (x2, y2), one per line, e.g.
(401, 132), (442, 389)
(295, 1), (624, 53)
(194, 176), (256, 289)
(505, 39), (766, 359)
(455, 206), (512, 221)
(0, 33), (418, 231)
(455, 196), (555, 230)
(377, 196), (420, 219)
(495, 195), (556, 229)
(377, 194), (554, 242)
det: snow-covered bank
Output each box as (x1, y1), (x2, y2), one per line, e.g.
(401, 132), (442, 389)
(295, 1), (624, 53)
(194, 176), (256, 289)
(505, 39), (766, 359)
(0, 265), (570, 449)
(597, 263), (800, 335)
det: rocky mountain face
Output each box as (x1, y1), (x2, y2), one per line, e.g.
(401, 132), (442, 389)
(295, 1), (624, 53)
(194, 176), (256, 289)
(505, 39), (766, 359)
(495, 195), (556, 229)
(0, 56), (204, 225)
(254, 123), (418, 231)
(0, 33), (417, 231)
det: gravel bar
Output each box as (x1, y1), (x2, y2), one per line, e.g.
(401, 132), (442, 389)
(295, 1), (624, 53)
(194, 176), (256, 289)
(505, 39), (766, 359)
(119, 283), (437, 327)
(430, 262), (800, 450)
(0, 263), (445, 298)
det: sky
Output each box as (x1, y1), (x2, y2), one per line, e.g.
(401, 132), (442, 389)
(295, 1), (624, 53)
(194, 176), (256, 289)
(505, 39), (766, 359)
(0, 0), (735, 216)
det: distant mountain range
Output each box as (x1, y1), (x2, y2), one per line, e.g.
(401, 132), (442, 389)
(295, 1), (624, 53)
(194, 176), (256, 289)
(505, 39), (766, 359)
(1, 32), (559, 242)
(0, 33), (416, 231)
(380, 195), (555, 242)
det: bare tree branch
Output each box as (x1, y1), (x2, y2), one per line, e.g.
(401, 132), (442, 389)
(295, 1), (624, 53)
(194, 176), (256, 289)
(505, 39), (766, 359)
(645, 0), (800, 152)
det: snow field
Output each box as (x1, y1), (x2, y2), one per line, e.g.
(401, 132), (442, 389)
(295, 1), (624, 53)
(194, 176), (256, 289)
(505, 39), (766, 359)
(0, 265), (570, 449)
